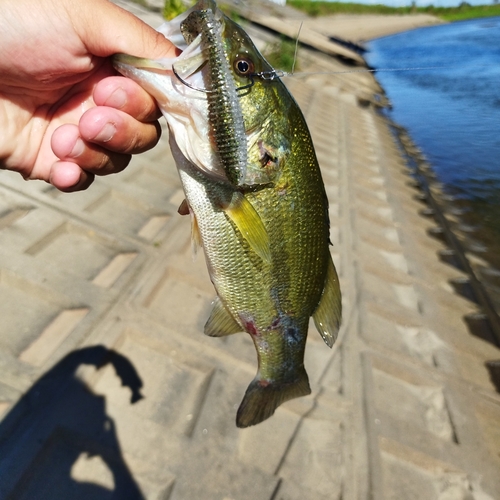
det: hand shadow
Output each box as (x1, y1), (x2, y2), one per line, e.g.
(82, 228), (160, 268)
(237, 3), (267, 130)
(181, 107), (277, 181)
(0, 345), (146, 500)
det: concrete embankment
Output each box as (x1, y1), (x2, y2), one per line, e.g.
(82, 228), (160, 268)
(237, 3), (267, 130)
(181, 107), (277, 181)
(0, 2), (498, 499)
(299, 12), (446, 42)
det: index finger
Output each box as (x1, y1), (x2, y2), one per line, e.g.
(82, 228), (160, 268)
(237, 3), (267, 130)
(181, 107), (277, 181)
(93, 76), (161, 122)
(73, 0), (177, 60)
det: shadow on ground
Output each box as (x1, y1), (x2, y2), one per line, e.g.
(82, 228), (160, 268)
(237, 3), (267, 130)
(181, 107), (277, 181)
(0, 346), (145, 499)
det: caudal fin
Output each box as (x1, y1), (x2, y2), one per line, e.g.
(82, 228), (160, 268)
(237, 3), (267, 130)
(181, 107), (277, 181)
(236, 369), (311, 428)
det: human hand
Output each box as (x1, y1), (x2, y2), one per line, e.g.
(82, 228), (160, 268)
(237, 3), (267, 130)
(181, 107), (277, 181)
(0, 0), (177, 191)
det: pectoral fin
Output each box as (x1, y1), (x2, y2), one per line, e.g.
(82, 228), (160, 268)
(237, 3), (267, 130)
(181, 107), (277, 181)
(313, 254), (342, 348)
(224, 192), (271, 263)
(204, 297), (242, 337)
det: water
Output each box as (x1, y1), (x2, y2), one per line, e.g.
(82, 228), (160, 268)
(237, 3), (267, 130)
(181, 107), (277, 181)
(365, 17), (500, 301)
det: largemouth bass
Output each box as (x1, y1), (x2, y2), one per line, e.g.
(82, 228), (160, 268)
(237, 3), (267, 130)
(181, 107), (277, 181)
(114, 0), (341, 427)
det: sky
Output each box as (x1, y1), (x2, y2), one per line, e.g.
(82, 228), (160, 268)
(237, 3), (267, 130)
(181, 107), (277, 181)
(319, 0), (496, 6)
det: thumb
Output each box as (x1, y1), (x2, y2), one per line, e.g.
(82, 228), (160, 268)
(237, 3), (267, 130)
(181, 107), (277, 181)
(72, 0), (177, 59)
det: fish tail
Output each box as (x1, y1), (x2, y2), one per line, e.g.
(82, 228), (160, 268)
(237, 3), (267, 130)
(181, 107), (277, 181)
(236, 368), (311, 428)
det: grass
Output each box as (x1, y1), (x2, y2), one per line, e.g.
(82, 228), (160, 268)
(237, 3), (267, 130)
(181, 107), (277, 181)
(163, 0), (189, 20)
(159, 0), (500, 23)
(162, 1), (246, 23)
(288, 1), (500, 22)
(263, 37), (300, 73)
(289, 0), (405, 16)
(435, 4), (500, 21)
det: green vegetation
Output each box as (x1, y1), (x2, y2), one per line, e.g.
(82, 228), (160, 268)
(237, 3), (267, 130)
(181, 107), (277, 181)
(289, 0), (402, 16)
(288, 1), (500, 22)
(162, 1), (244, 23)
(218, 4), (244, 23)
(263, 37), (299, 73)
(163, 0), (189, 20)
(436, 3), (500, 21)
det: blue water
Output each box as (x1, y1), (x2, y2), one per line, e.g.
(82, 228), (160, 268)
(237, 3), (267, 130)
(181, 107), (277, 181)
(366, 17), (500, 260)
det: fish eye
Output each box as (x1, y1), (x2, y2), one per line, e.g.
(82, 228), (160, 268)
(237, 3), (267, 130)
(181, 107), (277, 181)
(234, 57), (254, 76)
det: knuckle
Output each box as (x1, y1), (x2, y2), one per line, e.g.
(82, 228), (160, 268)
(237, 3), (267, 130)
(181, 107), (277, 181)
(127, 122), (161, 154)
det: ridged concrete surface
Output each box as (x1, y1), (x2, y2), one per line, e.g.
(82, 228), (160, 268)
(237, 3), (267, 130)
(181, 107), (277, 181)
(0, 2), (499, 499)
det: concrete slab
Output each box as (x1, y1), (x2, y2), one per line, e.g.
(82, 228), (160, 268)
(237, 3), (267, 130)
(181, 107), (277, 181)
(0, 2), (499, 499)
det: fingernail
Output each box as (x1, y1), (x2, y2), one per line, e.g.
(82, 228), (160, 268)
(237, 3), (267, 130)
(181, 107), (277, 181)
(70, 138), (85, 158)
(104, 87), (127, 108)
(94, 123), (116, 143)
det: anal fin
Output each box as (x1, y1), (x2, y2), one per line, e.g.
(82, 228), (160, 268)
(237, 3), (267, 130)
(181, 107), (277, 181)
(204, 297), (242, 337)
(313, 254), (342, 348)
(180, 198), (201, 255)
(190, 209), (202, 252)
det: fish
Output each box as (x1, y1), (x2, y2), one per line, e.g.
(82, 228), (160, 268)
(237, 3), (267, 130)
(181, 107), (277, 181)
(114, 0), (341, 428)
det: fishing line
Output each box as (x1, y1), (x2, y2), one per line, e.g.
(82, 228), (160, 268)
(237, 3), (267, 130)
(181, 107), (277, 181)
(279, 63), (493, 78)
(290, 21), (303, 77)
(279, 21), (493, 78)
(171, 16), (493, 93)
(172, 60), (493, 93)
(172, 63), (490, 94)
(171, 17), (494, 92)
